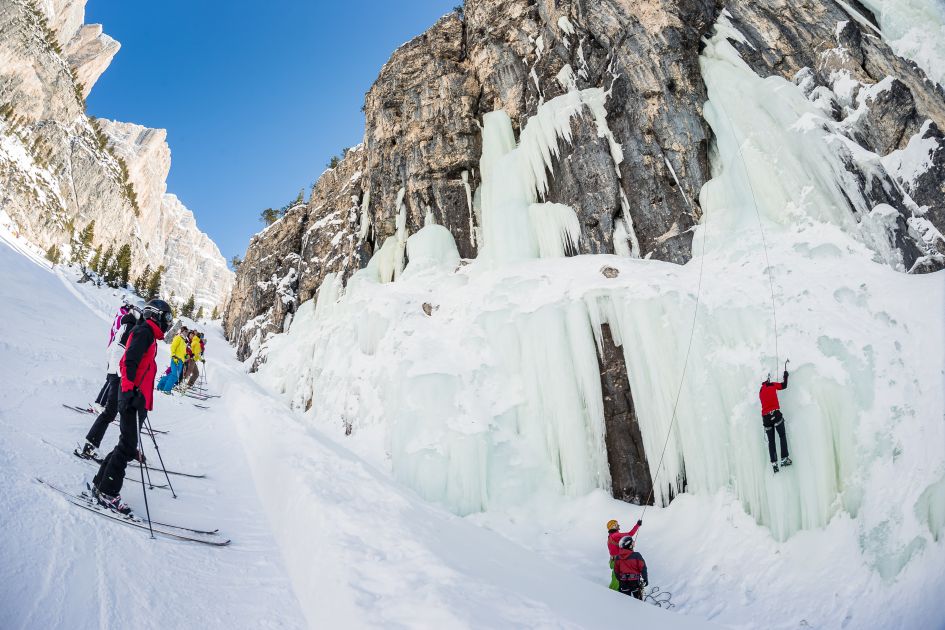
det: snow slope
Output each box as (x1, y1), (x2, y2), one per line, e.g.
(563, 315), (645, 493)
(0, 223), (708, 627)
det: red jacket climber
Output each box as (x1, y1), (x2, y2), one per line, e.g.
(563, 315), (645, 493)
(760, 369), (792, 472)
(613, 536), (648, 599)
(607, 519), (641, 557)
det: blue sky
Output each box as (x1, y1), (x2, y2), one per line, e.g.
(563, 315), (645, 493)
(86, 1), (458, 264)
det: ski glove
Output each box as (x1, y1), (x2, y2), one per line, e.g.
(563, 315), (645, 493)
(637, 520), (643, 526)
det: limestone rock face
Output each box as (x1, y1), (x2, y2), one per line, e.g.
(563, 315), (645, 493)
(225, 0), (945, 504)
(66, 24), (119, 98)
(0, 0), (232, 312)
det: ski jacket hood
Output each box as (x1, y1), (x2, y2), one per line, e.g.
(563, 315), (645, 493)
(120, 319), (164, 410)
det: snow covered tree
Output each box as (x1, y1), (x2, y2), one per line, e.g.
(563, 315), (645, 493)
(145, 265), (164, 301)
(196, 306), (205, 320)
(45, 244), (61, 264)
(181, 294), (196, 319)
(211, 305), (219, 320)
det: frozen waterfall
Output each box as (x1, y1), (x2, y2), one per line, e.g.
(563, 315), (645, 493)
(253, 9), (945, 580)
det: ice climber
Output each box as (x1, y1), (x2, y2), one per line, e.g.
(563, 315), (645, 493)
(157, 326), (188, 392)
(607, 518), (642, 589)
(91, 299), (172, 515)
(613, 536), (648, 600)
(760, 368), (792, 473)
(77, 301), (140, 460)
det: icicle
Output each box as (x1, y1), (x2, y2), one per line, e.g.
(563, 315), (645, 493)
(358, 189), (371, 240)
(528, 202), (581, 257)
(462, 170), (476, 247)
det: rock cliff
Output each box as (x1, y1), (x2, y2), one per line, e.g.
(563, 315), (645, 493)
(225, 0), (945, 503)
(0, 0), (232, 311)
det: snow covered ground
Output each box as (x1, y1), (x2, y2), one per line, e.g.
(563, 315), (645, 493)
(0, 225), (708, 628)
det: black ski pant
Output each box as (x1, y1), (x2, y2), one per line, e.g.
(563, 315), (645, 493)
(95, 389), (146, 497)
(86, 373), (119, 448)
(763, 410), (789, 463)
(94, 378), (110, 407)
(619, 580), (643, 600)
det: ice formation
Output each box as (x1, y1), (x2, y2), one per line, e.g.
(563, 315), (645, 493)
(856, 0), (945, 87)
(254, 8), (945, 584)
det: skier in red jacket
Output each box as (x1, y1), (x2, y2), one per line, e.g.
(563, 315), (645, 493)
(92, 299), (172, 515)
(760, 368), (792, 473)
(613, 536), (648, 599)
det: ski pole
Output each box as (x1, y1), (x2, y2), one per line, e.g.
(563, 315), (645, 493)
(137, 416), (155, 539)
(144, 415), (177, 499)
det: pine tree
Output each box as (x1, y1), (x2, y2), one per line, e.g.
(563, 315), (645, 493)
(89, 245), (102, 275)
(196, 306), (205, 320)
(211, 305), (219, 320)
(99, 245), (115, 281)
(45, 244), (61, 264)
(115, 243), (132, 287)
(230, 255), (242, 270)
(135, 264), (151, 294)
(146, 265), (164, 300)
(260, 208), (279, 226)
(70, 220), (95, 267)
(181, 294), (196, 319)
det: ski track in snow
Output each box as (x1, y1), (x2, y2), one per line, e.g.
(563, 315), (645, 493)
(0, 230), (710, 628)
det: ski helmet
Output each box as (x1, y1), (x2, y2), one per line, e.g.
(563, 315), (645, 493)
(607, 519), (619, 532)
(619, 536), (634, 550)
(142, 299), (173, 333)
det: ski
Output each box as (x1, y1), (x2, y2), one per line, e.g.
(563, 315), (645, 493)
(36, 478), (229, 546)
(193, 404), (209, 410)
(41, 439), (170, 489)
(42, 439), (205, 480)
(62, 404), (169, 434)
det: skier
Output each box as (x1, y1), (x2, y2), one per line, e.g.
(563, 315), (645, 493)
(184, 329), (203, 387)
(760, 368), (792, 472)
(613, 536), (648, 600)
(156, 326), (188, 392)
(77, 302), (140, 459)
(91, 299), (172, 514)
(606, 518), (642, 589)
(90, 297), (140, 412)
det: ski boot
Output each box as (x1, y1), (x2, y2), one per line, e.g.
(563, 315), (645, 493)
(772, 463), (779, 473)
(135, 449), (147, 464)
(780, 456), (793, 468)
(93, 488), (133, 516)
(75, 440), (98, 460)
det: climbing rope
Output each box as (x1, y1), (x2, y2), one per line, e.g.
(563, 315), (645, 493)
(638, 151), (711, 523)
(712, 100), (781, 374)
(637, 99), (783, 526)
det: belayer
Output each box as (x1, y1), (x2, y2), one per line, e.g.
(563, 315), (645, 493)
(760, 366), (792, 473)
(613, 536), (648, 600)
(606, 518), (641, 590)
(91, 299), (173, 515)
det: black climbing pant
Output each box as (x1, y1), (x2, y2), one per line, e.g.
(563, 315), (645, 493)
(95, 389), (146, 497)
(619, 580), (644, 600)
(86, 373), (119, 448)
(763, 410), (789, 463)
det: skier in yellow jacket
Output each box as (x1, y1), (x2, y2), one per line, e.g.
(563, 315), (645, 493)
(157, 327), (188, 392)
(183, 330), (203, 388)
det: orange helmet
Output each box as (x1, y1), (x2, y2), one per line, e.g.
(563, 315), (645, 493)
(606, 519), (619, 531)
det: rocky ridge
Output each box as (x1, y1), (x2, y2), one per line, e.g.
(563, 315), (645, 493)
(0, 0), (232, 310)
(225, 0), (945, 504)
